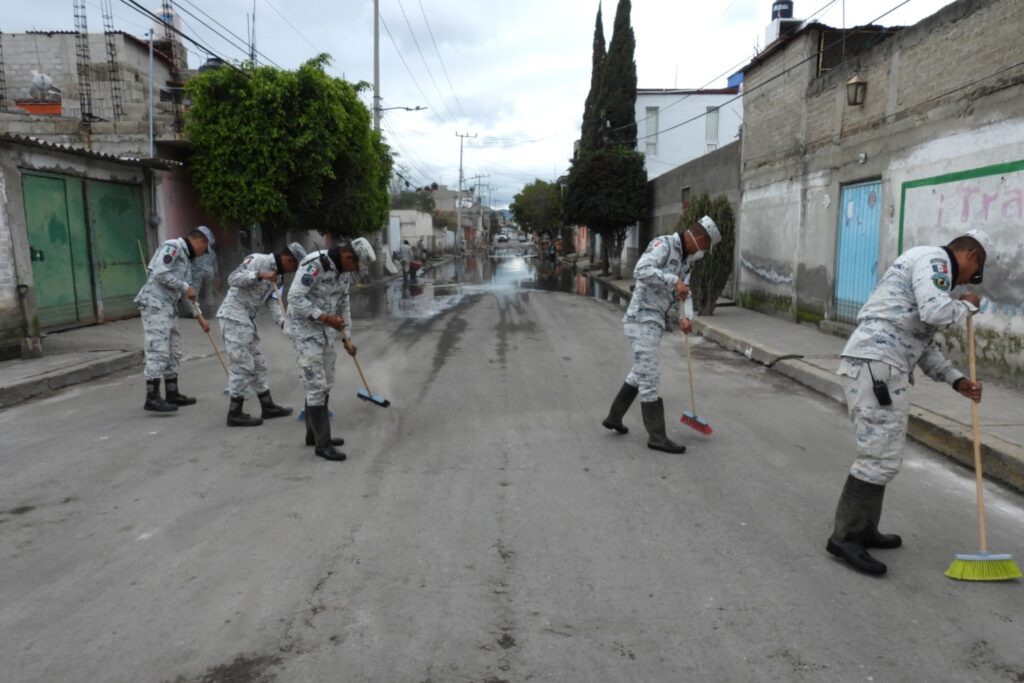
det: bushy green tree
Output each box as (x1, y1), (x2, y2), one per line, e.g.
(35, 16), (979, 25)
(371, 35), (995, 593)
(564, 147), (647, 274)
(185, 54), (392, 242)
(579, 4), (606, 153)
(676, 193), (736, 315)
(598, 0), (637, 148)
(510, 180), (563, 236)
(391, 190), (436, 213)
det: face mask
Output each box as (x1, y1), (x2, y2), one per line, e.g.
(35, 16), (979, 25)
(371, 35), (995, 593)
(686, 231), (705, 262)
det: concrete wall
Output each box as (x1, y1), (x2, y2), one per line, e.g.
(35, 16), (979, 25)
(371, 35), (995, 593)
(0, 32), (182, 157)
(636, 90), (742, 180)
(0, 139), (155, 356)
(738, 0), (1024, 383)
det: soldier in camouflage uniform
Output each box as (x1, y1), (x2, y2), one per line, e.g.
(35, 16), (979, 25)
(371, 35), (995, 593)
(286, 238), (376, 461)
(190, 226), (218, 315)
(602, 216), (721, 453)
(134, 228), (211, 412)
(827, 230), (989, 575)
(216, 242), (307, 427)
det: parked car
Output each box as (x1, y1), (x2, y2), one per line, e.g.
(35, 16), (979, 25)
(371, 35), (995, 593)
(497, 234), (509, 243)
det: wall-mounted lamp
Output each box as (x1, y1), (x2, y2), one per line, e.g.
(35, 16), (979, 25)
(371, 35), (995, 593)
(846, 73), (867, 106)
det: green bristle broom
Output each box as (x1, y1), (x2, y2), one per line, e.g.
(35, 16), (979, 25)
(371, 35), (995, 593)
(945, 317), (1022, 582)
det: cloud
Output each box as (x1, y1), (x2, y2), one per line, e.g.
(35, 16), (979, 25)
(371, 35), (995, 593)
(11, 0), (958, 207)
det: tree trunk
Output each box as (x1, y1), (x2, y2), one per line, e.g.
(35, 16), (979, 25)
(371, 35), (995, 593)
(601, 238), (610, 276)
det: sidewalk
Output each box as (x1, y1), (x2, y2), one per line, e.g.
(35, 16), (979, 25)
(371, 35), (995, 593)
(588, 270), (1024, 493)
(0, 317), (217, 409)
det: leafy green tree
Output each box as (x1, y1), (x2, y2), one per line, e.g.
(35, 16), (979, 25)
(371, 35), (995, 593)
(510, 180), (563, 236)
(598, 0), (637, 148)
(185, 54), (391, 242)
(579, 4), (606, 153)
(564, 147), (646, 275)
(676, 193), (736, 315)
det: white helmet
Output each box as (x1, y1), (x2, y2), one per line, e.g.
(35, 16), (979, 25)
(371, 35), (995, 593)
(351, 236), (376, 263)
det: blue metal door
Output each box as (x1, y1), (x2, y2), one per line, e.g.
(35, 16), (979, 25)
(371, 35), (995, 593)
(834, 181), (881, 324)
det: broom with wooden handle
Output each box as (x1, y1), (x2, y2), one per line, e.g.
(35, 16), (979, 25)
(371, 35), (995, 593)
(944, 315), (1022, 581)
(680, 332), (712, 435)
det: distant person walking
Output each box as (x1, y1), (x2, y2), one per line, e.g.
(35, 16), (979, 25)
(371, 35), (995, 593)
(400, 240), (415, 281)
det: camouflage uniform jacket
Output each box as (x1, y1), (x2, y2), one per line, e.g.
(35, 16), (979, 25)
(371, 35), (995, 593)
(285, 250), (352, 339)
(133, 237), (193, 310)
(624, 232), (696, 328)
(216, 253), (284, 326)
(192, 248), (217, 276)
(841, 245), (975, 385)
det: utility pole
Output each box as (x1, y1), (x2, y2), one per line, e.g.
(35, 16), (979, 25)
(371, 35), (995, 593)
(373, 0), (381, 131)
(466, 173), (489, 246)
(455, 132), (476, 251)
(148, 30), (154, 157)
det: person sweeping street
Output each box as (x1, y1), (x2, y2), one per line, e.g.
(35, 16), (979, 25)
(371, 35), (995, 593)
(216, 242), (306, 427)
(286, 238), (375, 462)
(134, 227), (211, 412)
(601, 216), (721, 453)
(826, 230), (990, 576)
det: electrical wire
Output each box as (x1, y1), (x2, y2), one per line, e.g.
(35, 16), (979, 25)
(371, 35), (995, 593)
(259, 0), (346, 79)
(632, 0), (916, 143)
(172, 0), (283, 68)
(396, 0), (457, 123)
(378, 11), (446, 126)
(416, 0), (467, 120)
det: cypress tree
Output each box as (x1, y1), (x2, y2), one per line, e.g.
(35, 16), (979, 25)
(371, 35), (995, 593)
(599, 0), (637, 148)
(579, 4), (606, 153)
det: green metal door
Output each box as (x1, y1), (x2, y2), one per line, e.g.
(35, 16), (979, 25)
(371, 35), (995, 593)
(22, 173), (95, 328)
(86, 180), (147, 319)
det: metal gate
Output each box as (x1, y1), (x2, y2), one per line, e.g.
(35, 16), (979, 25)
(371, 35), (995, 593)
(86, 179), (148, 319)
(834, 180), (882, 324)
(22, 173), (94, 328)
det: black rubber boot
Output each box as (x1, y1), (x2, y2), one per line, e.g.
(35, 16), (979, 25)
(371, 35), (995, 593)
(826, 475), (888, 575)
(308, 404), (346, 461)
(227, 396), (263, 427)
(641, 399), (686, 454)
(863, 480), (902, 549)
(305, 401), (344, 446)
(257, 390), (293, 419)
(602, 382), (639, 434)
(164, 375), (197, 406)
(144, 378), (177, 412)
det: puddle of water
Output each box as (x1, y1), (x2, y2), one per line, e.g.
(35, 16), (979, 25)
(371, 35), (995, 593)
(350, 246), (626, 323)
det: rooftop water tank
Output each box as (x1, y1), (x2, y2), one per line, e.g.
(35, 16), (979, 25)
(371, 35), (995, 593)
(772, 1), (794, 19)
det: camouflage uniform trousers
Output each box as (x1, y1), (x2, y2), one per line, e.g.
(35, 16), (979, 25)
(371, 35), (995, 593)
(222, 318), (270, 398)
(291, 333), (337, 407)
(141, 304), (183, 380)
(623, 321), (665, 403)
(840, 359), (912, 486)
(192, 268), (215, 315)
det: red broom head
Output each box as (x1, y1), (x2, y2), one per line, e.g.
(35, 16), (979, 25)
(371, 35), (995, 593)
(681, 412), (713, 435)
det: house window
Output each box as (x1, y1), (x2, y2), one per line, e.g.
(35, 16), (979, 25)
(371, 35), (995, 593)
(705, 106), (719, 152)
(681, 186), (691, 212)
(645, 106), (659, 157)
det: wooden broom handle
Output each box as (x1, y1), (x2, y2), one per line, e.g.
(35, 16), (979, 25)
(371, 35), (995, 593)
(684, 332), (697, 414)
(968, 316), (988, 553)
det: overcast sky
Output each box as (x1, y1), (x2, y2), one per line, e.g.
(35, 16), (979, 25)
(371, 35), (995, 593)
(8, 0), (955, 207)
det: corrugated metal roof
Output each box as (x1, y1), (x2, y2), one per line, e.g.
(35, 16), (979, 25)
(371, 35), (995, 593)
(0, 132), (180, 169)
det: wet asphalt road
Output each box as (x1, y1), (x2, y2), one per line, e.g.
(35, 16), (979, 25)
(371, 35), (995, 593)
(2, 252), (1023, 682)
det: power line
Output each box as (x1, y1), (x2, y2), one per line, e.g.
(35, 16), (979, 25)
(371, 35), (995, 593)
(378, 12), (446, 126)
(396, 0), (457, 122)
(259, 0), (345, 79)
(416, 0), (467, 120)
(633, 0), (915, 143)
(172, 0), (282, 68)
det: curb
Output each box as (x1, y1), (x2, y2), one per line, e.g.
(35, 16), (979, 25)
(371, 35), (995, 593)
(0, 350), (143, 409)
(694, 319), (1024, 494)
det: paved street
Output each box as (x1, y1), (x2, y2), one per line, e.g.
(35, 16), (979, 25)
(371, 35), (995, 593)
(2, 254), (1023, 683)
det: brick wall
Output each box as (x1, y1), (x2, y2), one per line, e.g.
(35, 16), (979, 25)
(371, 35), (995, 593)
(738, 0), (1024, 382)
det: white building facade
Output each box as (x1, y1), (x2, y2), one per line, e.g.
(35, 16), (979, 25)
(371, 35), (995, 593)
(635, 88), (743, 181)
